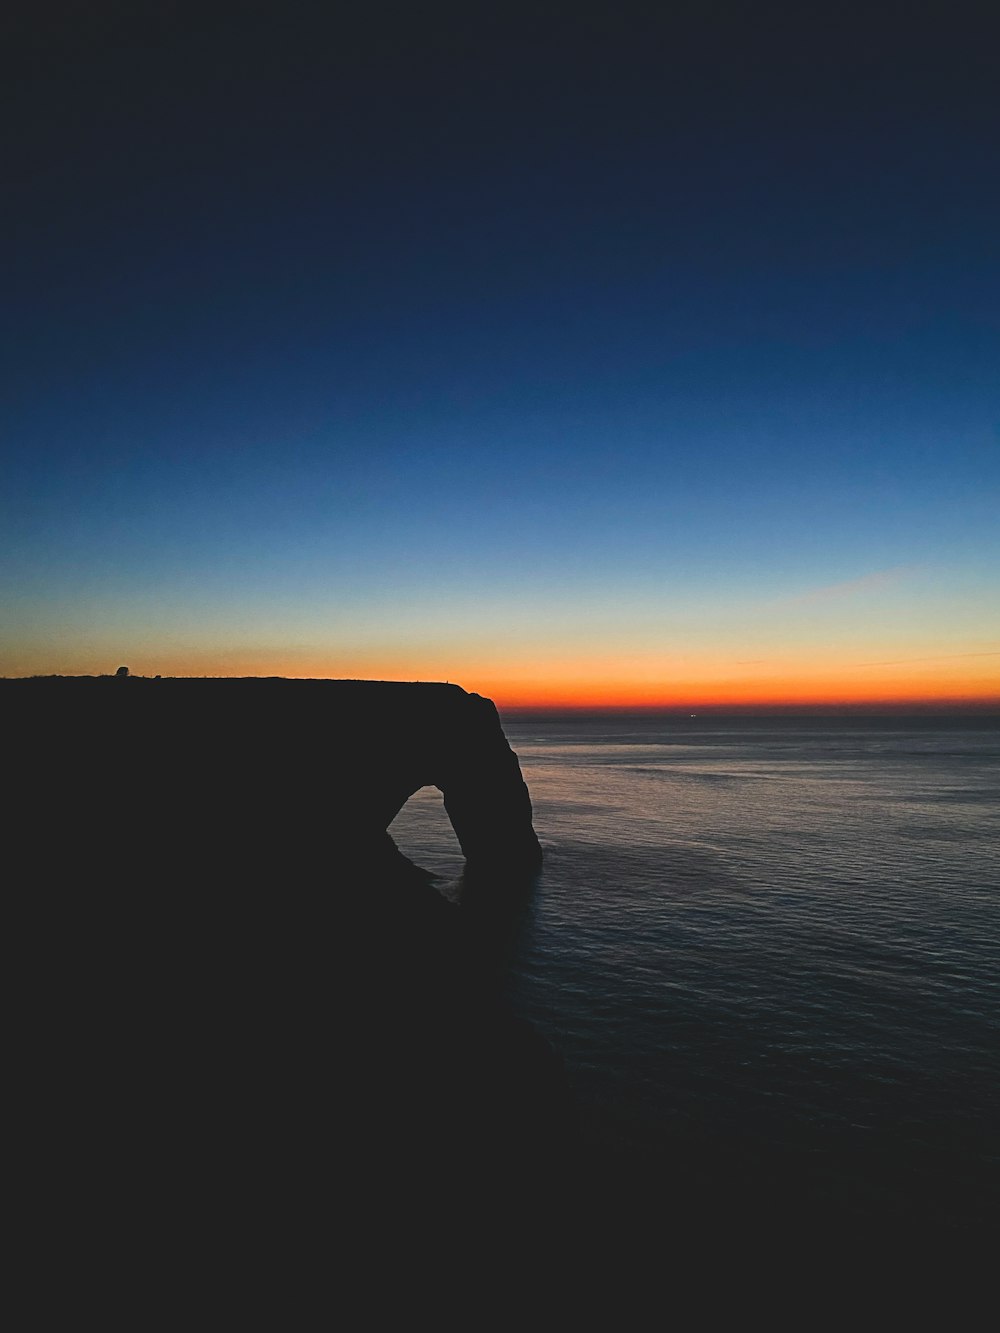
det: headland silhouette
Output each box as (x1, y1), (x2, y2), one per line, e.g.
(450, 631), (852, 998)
(7, 674), (576, 1262)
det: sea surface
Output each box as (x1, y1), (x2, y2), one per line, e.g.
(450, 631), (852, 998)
(389, 712), (999, 1229)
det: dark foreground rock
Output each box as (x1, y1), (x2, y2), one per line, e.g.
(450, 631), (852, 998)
(6, 674), (542, 876)
(8, 676), (576, 1269)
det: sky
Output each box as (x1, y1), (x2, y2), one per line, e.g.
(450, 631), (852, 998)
(3, 1), (998, 706)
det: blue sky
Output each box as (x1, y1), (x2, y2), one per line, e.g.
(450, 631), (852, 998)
(3, 2), (998, 701)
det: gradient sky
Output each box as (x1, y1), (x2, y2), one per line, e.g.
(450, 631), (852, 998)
(3, 2), (998, 705)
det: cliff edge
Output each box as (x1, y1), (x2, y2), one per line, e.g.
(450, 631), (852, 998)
(4, 675), (542, 884)
(6, 676), (563, 1239)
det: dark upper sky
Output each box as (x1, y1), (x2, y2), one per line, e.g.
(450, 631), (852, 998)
(3, 2), (998, 699)
(7, 1), (995, 415)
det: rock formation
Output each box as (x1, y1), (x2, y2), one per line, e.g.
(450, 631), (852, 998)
(6, 676), (563, 1242)
(5, 676), (542, 881)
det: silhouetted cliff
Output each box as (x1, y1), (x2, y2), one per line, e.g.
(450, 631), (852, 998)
(6, 675), (541, 880)
(7, 676), (568, 1259)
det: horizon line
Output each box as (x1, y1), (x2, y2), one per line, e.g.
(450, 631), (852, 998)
(5, 673), (998, 713)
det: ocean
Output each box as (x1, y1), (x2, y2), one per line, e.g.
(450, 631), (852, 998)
(389, 711), (999, 1231)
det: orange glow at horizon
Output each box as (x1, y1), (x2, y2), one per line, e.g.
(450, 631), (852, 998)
(468, 651), (1000, 708)
(21, 643), (996, 709)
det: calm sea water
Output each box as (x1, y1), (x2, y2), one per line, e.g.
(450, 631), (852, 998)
(390, 713), (999, 1227)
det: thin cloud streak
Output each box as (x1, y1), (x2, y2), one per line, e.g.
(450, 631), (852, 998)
(774, 566), (912, 609)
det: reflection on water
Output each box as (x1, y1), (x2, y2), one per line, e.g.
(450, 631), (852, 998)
(390, 715), (1000, 1230)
